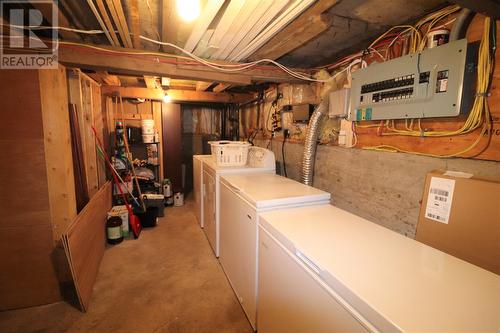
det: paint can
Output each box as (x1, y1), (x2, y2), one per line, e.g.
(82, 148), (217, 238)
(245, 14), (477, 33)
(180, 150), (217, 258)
(174, 192), (184, 206)
(141, 119), (155, 135)
(427, 29), (449, 49)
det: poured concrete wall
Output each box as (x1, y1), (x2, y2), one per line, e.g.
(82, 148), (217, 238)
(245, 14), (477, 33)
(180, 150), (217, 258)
(256, 139), (500, 238)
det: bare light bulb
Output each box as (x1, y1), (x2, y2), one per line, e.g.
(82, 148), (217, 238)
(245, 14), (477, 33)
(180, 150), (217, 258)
(176, 0), (200, 22)
(163, 93), (171, 103)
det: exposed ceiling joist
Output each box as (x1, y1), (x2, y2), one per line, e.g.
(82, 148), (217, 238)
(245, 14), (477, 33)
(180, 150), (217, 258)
(93, 0), (120, 45)
(90, 71), (121, 85)
(227, 0), (288, 60)
(206, 0), (246, 53)
(184, 0), (225, 53)
(250, 0), (340, 61)
(196, 81), (213, 91)
(101, 86), (253, 104)
(143, 76), (159, 89)
(231, 0), (316, 61)
(215, 0), (274, 60)
(57, 43), (307, 84)
(106, 0), (133, 48)
(213, 83), (232, 93)
(211, 0), (263, 59)
(250, 13), (334, 61)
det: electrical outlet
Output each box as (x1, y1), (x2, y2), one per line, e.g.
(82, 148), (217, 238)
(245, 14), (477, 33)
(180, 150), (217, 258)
(283, 129), (290, 138)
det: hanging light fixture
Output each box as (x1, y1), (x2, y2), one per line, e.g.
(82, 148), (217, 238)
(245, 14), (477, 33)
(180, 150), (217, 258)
(176, 0), (200, 22)
(163, 92), (171, 103)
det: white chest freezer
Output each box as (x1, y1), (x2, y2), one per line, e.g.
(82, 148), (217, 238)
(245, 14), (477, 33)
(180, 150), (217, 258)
(200, 147), (276, 256)
(219, 174), (331, 330)
(258, 204), (500, 333)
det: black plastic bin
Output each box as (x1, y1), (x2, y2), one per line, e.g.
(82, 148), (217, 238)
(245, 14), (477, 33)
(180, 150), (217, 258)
(134, 206), (159, 228)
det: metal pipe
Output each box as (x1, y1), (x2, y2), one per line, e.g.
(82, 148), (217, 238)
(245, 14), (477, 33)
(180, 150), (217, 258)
(300, 101), (327, 186)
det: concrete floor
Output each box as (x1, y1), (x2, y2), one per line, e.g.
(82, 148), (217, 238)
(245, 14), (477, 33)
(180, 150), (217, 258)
(0, 199), (253, 333)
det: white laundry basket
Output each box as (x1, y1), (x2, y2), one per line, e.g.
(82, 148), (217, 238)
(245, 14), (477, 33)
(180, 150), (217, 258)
(208, 141), (251, 167)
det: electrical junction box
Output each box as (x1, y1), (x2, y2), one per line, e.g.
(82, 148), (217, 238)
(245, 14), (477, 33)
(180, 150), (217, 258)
(348, 39), (477, 121)
(329, 88), (350, 118)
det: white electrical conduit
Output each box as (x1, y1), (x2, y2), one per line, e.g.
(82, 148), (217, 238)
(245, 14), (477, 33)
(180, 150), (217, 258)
(86, 0), (115, 46)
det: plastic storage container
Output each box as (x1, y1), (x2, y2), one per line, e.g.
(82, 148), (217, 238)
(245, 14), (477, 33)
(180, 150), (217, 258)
(142, 194), (165, 217)
(208, 141), (251, 167)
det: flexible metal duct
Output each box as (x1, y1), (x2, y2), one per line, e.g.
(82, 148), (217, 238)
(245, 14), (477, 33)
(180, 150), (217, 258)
(449, 8), (474, 41)
(301, 102), (328, 185)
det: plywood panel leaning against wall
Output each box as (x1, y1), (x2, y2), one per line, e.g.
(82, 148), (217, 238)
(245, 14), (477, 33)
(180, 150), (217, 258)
(62, 182), (112, 311)
(0, 67), (76, 310)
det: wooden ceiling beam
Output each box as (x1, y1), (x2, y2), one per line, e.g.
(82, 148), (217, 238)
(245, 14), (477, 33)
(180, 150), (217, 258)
(213, 83), (232, 93)
(101, 86), (253, 104)
(144, 76), (159, 89)
(196, 81), (213, 91)
(184, 0), (225, 52)
(106, 0), (133, 48)
(250, 13), (333, 61)
(249, 0), (340, 61)
(57, 43), (307, 84)
(95, 0), (120, 46)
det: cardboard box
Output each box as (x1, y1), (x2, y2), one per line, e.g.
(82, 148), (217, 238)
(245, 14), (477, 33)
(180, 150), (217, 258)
(416, 170), (500, 275)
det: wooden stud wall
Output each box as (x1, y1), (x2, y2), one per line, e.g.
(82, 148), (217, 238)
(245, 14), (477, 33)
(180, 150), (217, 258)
(68, 71), (107, 197)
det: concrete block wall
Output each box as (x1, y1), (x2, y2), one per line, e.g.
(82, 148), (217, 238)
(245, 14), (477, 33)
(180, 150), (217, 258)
(256, 139), (500, 238)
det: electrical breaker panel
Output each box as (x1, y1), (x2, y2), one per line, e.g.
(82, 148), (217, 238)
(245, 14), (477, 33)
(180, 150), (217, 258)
(348, 39), (476, 121)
